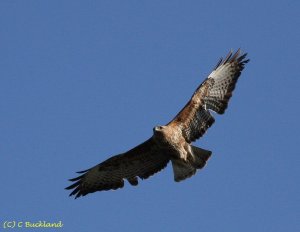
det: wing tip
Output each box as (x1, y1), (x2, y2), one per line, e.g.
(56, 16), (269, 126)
(66, 170), (129, 199)
(66, 170), (88, 199)
(215, 48), (249, 70)
(65, 181), (83, 199)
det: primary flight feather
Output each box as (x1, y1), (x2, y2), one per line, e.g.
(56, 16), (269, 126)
(66, 49), (249, 198)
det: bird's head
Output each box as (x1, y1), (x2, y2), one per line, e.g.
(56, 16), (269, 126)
(153, 125), (169, 142)
(153, 125), (165, 133)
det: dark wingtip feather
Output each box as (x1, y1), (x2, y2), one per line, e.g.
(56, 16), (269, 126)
(215, 49), (249, 69)
(65, 167), (91, 199)
(76, 169), (90, 174)
(69, 186), (80, 196)
(65, 181), (80, 190)
(220, 49), (250, 66)
(223, 50), (233, 64)
(68, 173), (86, 182)
(214, 58), (223, 70)
(66, 171), (87, 199)
(231, 48), (241, 61)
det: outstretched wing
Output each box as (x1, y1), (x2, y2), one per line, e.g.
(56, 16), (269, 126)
(168, 49), (249, 143)
(66, 138), (170, 198)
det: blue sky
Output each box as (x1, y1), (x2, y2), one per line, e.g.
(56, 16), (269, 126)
(1, 0), (299, 231)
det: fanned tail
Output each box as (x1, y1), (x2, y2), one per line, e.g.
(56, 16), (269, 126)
(172, 146), (211, 182)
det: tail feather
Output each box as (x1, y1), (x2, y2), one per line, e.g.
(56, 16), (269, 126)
(172, 146), (212, 182)
(172, 159), (196, 182)
(191, 146), (212, 169)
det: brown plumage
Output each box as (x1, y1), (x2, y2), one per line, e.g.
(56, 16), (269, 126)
(66, 49), (249, 198)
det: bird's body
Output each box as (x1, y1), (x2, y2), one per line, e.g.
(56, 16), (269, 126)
(66, 49), (249, 198)
(153, 126), (186, 159)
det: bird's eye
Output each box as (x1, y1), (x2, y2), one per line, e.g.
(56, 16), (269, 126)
(153, 126), (162, 131)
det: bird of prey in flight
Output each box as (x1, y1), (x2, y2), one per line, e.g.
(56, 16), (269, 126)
(66, 49), (249, 198)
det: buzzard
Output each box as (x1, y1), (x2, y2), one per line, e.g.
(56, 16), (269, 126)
(66, 49), (249, 198)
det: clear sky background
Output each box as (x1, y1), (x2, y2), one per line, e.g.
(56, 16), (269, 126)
(1, 1), (299, 231)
